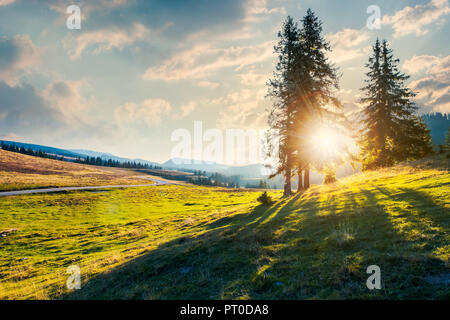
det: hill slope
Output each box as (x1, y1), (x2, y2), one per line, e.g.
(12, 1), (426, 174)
(0, 156), (448, 299)
(68, 156), (449, 299)
(0, 149), (153, 191)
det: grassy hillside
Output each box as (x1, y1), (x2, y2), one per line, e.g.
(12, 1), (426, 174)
(0, 149), (154, 192)
(0, 156), (448, 299)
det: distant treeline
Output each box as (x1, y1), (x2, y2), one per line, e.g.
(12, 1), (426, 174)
(0, 141), (162, 170)
(77, 156), (162, 169)
(1, 141), (64, 161)
(1, 141), (273, 189)
(186, 172), (241, 188)
(245, 180), (270, 189)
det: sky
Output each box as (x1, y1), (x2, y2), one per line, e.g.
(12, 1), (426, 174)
(0, 0), (449, 164)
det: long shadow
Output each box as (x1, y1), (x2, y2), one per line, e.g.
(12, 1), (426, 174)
(61, 186), (448, 300)
(61, 193), (305, 299)
(262, 186), (448, 299)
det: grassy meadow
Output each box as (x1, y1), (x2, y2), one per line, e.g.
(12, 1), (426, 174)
(0, 150), (154, 192)
(0, 154), (448, 299)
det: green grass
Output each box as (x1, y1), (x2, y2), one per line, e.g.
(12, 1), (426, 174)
(0, 157), (448, 299)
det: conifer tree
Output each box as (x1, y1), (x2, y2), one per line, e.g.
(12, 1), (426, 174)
(267, 16), (301, 197)
(359, 39), (433, 169)
(293, 9), (341, 189)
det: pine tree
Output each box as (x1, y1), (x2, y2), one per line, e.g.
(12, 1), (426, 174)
(293, 9), (341, 190)
(267, 16), (301, 197)
(359, 39), (433, 169)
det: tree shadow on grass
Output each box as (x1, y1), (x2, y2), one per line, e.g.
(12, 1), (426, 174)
(61, 187), (449, 300)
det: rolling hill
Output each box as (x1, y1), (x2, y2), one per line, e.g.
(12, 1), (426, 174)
(1, 154), (448, 299)
(0, 149), (154, 192)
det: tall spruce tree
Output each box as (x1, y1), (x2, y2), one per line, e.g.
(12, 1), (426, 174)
(360, 39), (433, 169)
(293, 9), (341, 190)
(267, 11), (341, 195)
(267, 16), (300, 197)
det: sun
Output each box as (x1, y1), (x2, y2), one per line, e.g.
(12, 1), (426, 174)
(305, 123), (357, 164)
(311, 126), (341, 157)
(315, 132), (338, 151)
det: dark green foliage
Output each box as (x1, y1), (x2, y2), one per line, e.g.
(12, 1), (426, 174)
(266, 10), (340, 195)
(359, 40), (434, 170)
(257, 191), (273, 205)
(266, 16), (300, 196)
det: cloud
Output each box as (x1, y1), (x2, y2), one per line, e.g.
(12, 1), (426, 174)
(197, 81), (220, 88)
(46, 0), (129, 18)
(403, 54), (450, 75)
(244, 0), (286, 22)
(143, 41), (274, 81)
(0, 82), (63, 137)
(403, 55), (444, 74)
(327, 28), (370, 63)
(405, 55), (450, 112)
(382, 0), (450, 38)
(68, 23), (151, 59)
(41, 80), (88, 119)
(214, 89), (268, 129)
(0, 35), (41, 85)
(0, 0), (15, 6)
(114, 99), (172, 127)
(178, 101), (198, 118)
(238, 70), (268, 86)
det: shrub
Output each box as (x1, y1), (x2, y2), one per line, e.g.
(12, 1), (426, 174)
(257, 191), (273, 205)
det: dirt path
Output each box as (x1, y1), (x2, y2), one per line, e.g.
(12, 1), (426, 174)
(0, 176), (182, 197)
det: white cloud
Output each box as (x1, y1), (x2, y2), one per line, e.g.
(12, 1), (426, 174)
(215, 89), (267, 129)
(114, 99), (172, 127)
(405, 55), (450, 112)
(326, 28), (370, 63)
(0, 0), (15, 6)
(69, 23), (150, 59)
(143, 41), (274, 81)
(48, 0), (129, 18)
(244, 0), (286, 22)
(197, 81), (220, 88)
(382, 0), (450, 38)
(403, 55), (444, 74)
(41, 80), (88, 120)
(178, 101), (198, 118)
(0, 35), (41, 85)
(238, 70), (267, 86)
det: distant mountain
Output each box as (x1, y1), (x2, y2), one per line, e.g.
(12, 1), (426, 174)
(224, 164), (270, 178)
(69, 149), (160, 167)
(163, 158), (229, 173)
(0, 140), (84, 159)
(0, 141), (162, 167)
(422, 112), (449, 146)
(164, 158), (275, 179)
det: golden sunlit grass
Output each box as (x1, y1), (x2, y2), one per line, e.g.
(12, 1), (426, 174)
(0, 150), (153, 191)
(0, 154), (448, 299)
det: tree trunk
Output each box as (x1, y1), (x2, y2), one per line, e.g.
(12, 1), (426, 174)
(283, 168), (291, 197)
(297, 169), (303, 192)
(304, 165), (310, 189)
